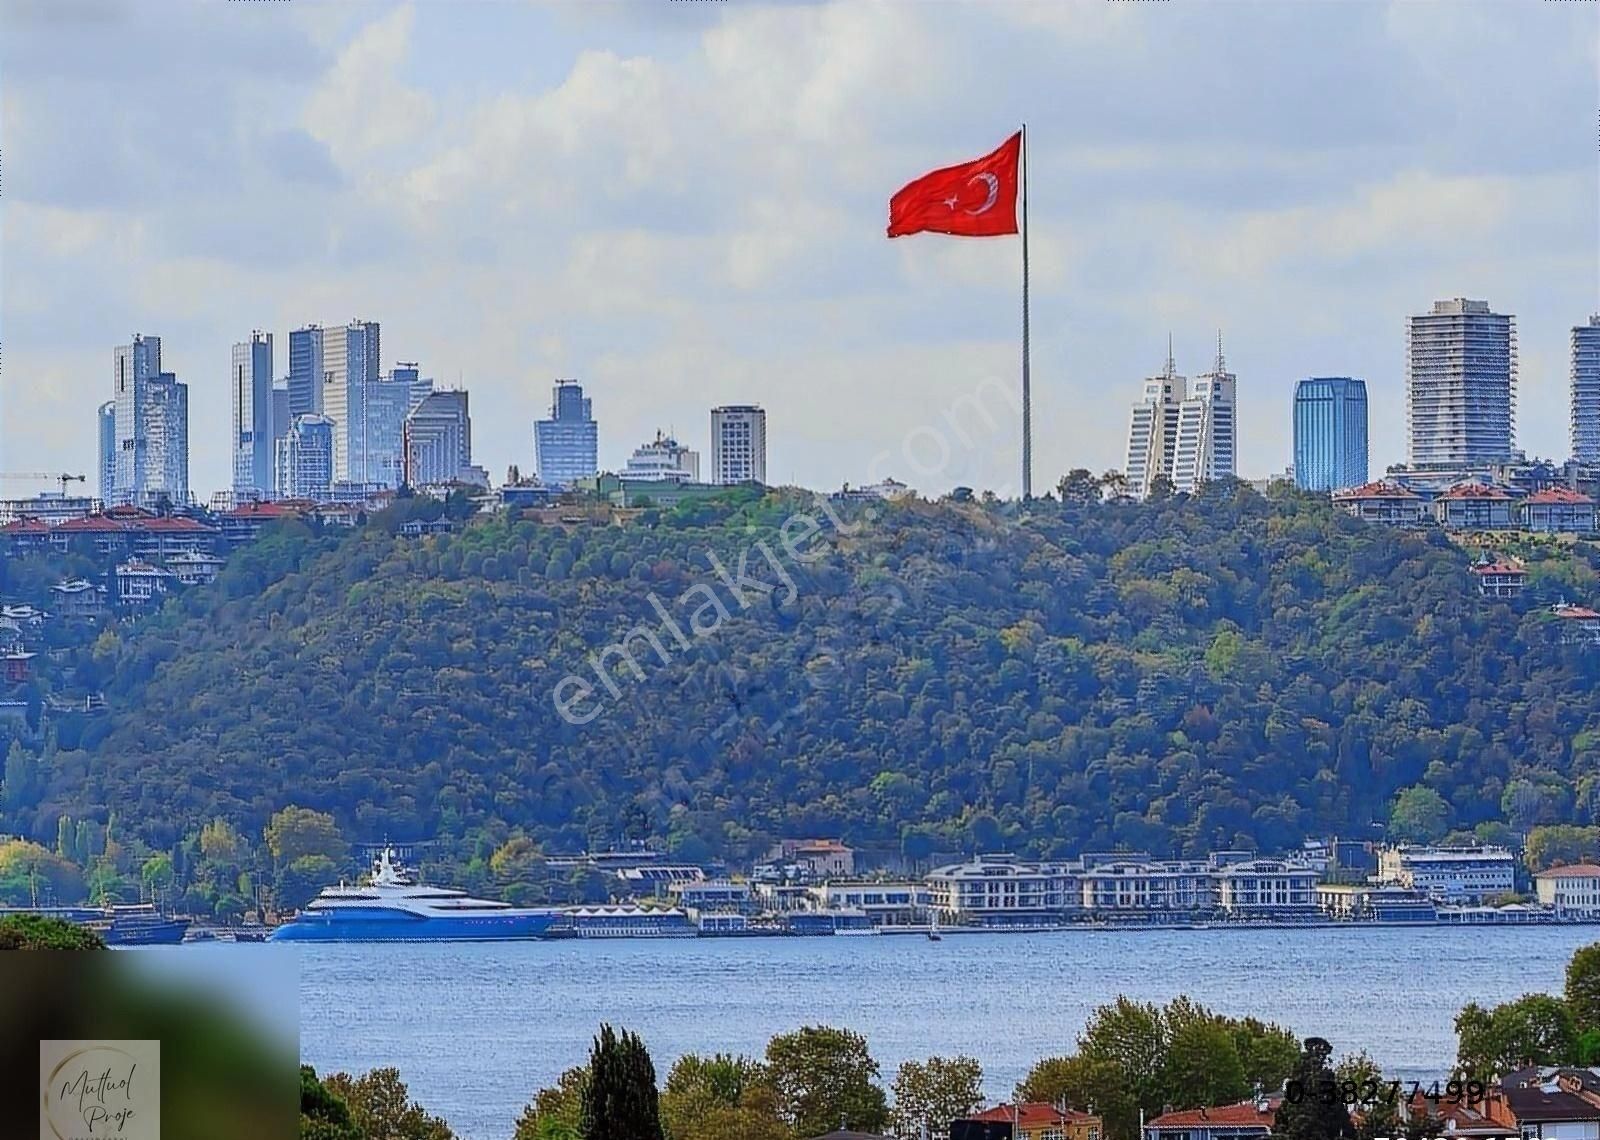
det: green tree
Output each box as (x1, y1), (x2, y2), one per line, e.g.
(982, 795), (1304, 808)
(580, 1025), (663, 1140)
(1078, 997), (1167, 1114)
(1455, 995), (1577, 1080)
(1567, 943), (1600, 1035)
(1161, 1014), (1247, 1110)
(765, 1025), (888, 1138)
(265, 806), (349, 866)
(1016, 1056), (1139, 1140)
(889, 1055), (984, 1140)
(1389, 786), (1450, 844)
(0, 913), (105, 949)
(0, 839), (85, 905)
(276, 854), (340, 911)
(301, 1066), (363, 1140)
(323, 1067), (454, 1140)
(1272, 1038), (1353, 1140)
(659, 1053), (789, 1140)
(1229, 1017), (1301, 1094)
(514, 1067), (587, 1140)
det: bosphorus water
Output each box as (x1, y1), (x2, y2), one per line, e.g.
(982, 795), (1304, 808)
(273, 925), (1599, 1140)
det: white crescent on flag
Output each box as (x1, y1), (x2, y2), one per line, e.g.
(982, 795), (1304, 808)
(965, 172), (1000, 215)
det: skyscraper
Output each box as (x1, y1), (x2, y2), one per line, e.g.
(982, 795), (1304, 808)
(275, 414), (335, 501)
(1123, 343), (1186, 500)
(319, 319), (382, 485)
(112, 335), (189, 507)
(97, 401), (116, 504)
(231, 331), (275, 500)
(365, 376), (411, 489)
(534, 380), (599, 486)
(1293, 377), (1369, 492)
(1406, 298), (1517, 468)
(272, 382), (291, 452)
(404, 389), (473, 487)
(710, 405), (768, 485)
(1573, 315), (1600, 464)
(287, 326), (324, 420)
(1171, 336), (1237, 494)
(390, 363), (434, 412)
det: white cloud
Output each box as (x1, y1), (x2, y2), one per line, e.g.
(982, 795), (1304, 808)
(0, 0), (1592, 496)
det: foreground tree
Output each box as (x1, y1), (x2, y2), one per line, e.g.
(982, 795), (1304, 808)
(0, 913), (104, 949)
(1273, 1038), (1354, 1140)
(765, 1026), (888, 1138)
(658, 1053), (789, 1140)
(1017, 1055), (1140, 1140)
(889, 1055), (984, 1140)
(324, 1067), (455, 1140)
(301, 1066), (362, 1140)
(1567, 943), (1600, 1036)
(1455, 995), (1577, 1080)
(580, 1025), (663, 1140)
(514, 1066), (588, 1140)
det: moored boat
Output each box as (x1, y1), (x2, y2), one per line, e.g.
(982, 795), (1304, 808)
(268, 846), (561, 942)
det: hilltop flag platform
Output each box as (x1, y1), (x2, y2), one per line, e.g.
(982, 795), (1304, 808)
(887, 128), (1034, 498)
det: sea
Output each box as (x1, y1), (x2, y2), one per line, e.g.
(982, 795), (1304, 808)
(137, 924), (1600, 1140)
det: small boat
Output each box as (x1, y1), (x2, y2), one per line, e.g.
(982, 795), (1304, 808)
(91, 904), (191, 946)
(927, 911), (943, 941)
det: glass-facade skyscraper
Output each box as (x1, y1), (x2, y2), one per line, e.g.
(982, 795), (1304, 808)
(534, 380), (598, 486)
(288, 326), (324, 420)
(97, 401), (117, 504)
(319, 319), (382, 486)
(275, 414), (335, 501)
(1573, 315), (1600, 464)
(232, 331), (275, 500)
(1406, 298), (1517, 468)
(1293, 377), (1368, 492)
(112, 334), (188, 507)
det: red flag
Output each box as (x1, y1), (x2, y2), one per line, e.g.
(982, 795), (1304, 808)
(887, 132), (1021, 239)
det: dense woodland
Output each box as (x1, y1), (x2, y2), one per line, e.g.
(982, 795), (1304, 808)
(3, 482), (1600, 909)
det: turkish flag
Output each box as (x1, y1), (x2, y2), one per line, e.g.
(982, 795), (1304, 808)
(887, 132), (1021, 239)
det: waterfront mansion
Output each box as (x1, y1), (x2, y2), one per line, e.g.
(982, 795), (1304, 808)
(924, 851), (1321, 927)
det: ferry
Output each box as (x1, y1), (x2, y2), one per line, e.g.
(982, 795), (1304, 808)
(268, 847), (562, 942)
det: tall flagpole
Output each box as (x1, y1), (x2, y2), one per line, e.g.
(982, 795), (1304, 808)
(1020, 122), (1032, 500)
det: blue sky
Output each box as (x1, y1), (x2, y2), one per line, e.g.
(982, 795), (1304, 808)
(2, 0), (1595, 498)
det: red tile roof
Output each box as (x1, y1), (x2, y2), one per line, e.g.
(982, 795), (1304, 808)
(1527, 488), (1596, 505)
(1333, 481), (1419, 499)
(55, 515), (132, 533)
(1554, 605), (1600, 620)
(0, 517), (50, 534)
(1536, 864), (1600, 879)
(1442, 483), (1515, 500)
(1147, 1102), (1276, 1130)
(970, 1104), (1101, 1128)
(139, 516), (216, 532)
(1472, 559), (1525, 576)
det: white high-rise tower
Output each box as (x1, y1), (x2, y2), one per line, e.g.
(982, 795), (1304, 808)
(1123, 339), (1186, 500)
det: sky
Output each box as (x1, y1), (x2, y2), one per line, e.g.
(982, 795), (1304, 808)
(1, 0), (1596, 501)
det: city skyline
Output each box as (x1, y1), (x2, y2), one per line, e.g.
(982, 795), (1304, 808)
(56, 303), (1600, 506)
(2, 1), (1594, 495)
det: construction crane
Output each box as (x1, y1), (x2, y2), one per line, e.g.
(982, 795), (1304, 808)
(0, 473), (88, 494)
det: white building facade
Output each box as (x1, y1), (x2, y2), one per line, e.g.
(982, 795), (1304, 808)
(710, 405), (767, 485)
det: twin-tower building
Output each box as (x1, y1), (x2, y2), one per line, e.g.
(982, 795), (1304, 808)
(1122, 337), (1238, 499)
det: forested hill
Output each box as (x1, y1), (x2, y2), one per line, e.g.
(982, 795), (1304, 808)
(26, 486), (1600, 862)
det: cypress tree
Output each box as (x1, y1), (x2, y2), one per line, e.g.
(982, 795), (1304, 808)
(580, 1024), (664, 1140)
(1274, 1037), (1354, 1140)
